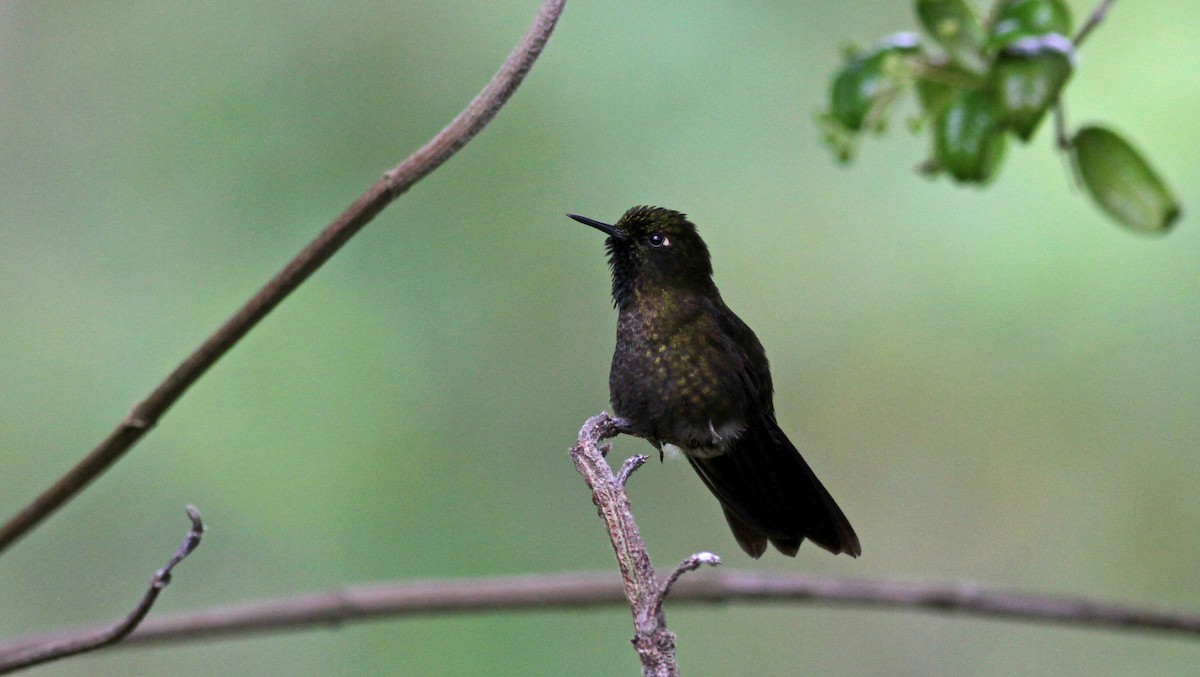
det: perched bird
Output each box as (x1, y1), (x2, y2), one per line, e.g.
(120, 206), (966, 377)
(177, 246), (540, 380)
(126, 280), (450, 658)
(569, 206), (860, 558)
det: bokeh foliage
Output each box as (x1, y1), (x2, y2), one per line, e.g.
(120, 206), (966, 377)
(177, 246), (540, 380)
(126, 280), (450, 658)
(1, 2), (1198, 675)
(821, 0), (1181, 233)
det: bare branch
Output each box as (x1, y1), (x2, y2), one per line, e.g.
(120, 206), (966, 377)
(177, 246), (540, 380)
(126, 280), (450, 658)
(0, 0), (568, 557)
(616, 454), (649, 487)
(0, 507), (205, 674)
(3, 569), (1197, 661)
(657, 552), (721, 613)
(570, 413), (680, 677)
(677, 571), (1200, 636)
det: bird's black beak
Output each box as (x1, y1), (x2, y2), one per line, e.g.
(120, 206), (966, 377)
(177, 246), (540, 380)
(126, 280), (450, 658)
(568, 213), (627, 240)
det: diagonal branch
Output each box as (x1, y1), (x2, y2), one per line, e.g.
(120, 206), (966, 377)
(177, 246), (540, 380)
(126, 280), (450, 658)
(0, 507), (205, 675)
(1073, 0), (1118, 48)
(0, 0), (567, 557)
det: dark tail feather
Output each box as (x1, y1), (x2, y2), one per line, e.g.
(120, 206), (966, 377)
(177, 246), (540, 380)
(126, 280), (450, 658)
(687, 416), (860, 558)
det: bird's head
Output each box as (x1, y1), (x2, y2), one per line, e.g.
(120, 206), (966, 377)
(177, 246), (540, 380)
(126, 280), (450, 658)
(569, 206), (716, 307)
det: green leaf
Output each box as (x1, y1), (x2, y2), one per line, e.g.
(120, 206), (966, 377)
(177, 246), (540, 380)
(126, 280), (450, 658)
(915, 0), (986, 72)
(829, 60), (878, 132)
(915, 72), (964, 117)
(991, 34), (1074, 141)
(1071, 126), (1181, 233)
(932, 89), (1007, 183)
(828, 33), (921, 132)
(990, 0), (1073, 51)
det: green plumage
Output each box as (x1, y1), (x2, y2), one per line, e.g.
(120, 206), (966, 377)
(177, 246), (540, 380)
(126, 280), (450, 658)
(570, 206), (860, 558)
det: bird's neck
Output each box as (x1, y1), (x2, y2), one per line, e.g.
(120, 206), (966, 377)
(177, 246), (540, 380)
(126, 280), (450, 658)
(616, 285), (721, 331)
(614, 275), (720, 311)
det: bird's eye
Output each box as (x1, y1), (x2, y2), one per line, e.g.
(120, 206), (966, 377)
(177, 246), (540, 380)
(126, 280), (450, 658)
(648, 233), (669, 248)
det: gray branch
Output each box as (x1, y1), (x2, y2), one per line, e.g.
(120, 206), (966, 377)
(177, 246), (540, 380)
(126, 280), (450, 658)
(2, 568), (1197, 663)
(0, 507), (205, 674)
(570, 413), (720, 676)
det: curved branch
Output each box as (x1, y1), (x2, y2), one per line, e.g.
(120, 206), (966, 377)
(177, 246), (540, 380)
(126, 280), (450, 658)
(1, 570), (1196, 660)
(0, 507), (204, 674)
(0, 0), (567, 556)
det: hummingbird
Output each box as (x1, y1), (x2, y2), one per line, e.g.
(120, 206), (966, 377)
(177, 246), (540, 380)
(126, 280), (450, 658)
(569, 206), (860, 559)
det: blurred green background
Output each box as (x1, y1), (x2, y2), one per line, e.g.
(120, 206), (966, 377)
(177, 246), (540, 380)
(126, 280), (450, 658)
(2, 1), (1198, 675)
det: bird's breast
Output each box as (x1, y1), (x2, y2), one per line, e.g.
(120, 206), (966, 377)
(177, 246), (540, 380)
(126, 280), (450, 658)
(610, 299), (749, 452)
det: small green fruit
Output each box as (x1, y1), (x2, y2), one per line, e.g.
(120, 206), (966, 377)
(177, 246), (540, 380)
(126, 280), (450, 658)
(1072, 126), (1181, 232)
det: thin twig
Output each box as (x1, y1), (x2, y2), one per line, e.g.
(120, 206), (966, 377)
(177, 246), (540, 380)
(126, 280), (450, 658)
(2, 569), (1197, 660)
(1073, 0), (1117, 48)
(1052, 0), (1116, 155)
(657, 552), (721, 612)
(1053, 101), (1071, 150)
(650, 552), (720, 626)
(0, 507), (205, 674)
(0, 0), (568, 557)
(616, 454), (649, 487)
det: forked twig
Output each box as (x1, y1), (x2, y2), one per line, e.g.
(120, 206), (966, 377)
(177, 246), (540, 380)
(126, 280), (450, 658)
(569, 413), (723, 677)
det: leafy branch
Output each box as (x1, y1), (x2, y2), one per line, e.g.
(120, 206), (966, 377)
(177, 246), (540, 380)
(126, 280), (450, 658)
(820, 0), (1180, 233)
